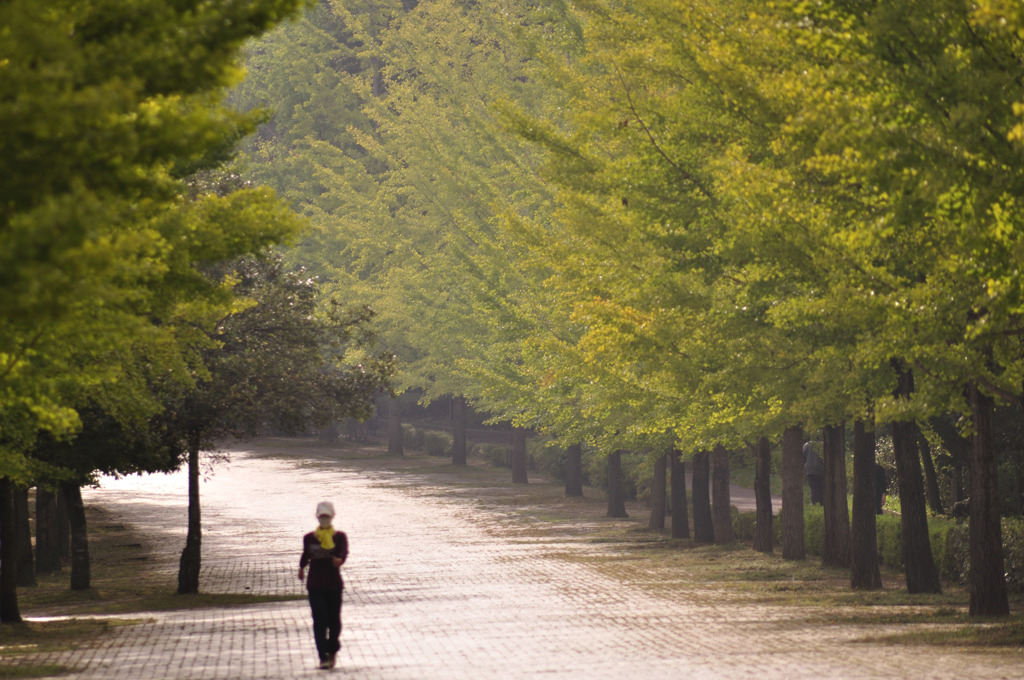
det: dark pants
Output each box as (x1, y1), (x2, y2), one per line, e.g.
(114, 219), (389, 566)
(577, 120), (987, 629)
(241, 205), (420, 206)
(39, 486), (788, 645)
(807, 474), (824, 506)
(308, 588), (342, 661)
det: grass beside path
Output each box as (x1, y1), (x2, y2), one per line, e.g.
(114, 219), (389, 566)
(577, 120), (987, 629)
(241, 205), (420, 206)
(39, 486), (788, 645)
(15, 503), (299, 617)
(0, 617), (140, 678)
(1, 503), (299, 678)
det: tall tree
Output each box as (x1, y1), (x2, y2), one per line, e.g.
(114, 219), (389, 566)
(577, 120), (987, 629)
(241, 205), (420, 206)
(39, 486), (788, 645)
(35, 488), (63, 575)
(968, 382), (1009, 615)
(917, 431), (945, 515)
(691, 452), (714, 544)
(821, 424), (851, 568)
(0, 480), (21, 622)
(13, 488), (34, 587)
(1, 0), (310, 621)
(61, 482), (90, 592)
(0, 0), (309, 471)
(606, 450), (628, 518)
(669, 449), (690, 540)
(31, 400), (188, 591)
(236, 1), (1024, 617)
(711, 445), (735, 545)
(752, 437), (774, 554)
(172, 256), (392, 594)
(769, 0), (1024, 609)
(648, 452), (667, 530)
(850, 419), (882, 589)
(236, 0), (587, 467)
(891, 369), (941, 594)
(781, 426), (806, 561)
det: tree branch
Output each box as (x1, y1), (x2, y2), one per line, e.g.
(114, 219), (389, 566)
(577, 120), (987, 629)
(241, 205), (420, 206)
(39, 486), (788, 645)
(614, 68), (717, 203)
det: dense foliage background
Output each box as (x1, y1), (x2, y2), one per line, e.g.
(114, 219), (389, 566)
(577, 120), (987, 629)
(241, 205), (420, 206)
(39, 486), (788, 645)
(232, 0), (1024, 615)
(4, 0), (1024, 619)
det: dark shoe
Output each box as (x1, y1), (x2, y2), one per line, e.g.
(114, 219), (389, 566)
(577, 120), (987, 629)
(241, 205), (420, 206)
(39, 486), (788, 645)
(328, 654), (337, 669)
(319, 657), (332, 670)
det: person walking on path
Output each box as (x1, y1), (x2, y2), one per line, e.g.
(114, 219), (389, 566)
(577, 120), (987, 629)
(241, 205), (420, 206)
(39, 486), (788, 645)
(803, 442), (824, 506)
(299, 501), (349, 670)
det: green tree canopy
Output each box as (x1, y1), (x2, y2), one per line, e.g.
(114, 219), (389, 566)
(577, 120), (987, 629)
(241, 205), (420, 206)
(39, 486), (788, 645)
(0, 0), (311, 479)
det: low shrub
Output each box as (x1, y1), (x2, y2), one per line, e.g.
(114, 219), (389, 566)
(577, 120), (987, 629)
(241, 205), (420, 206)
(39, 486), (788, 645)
(424, 430), (452, 457)
(876, 513), (904, 571)
(1004, 518), (1024, 594)
(472, 442), (513, 468)
(528, 439), (563, 478)
(732, 507), (757, 542)
(401, 424), (425, 451)
(938, 521), (970, 586)
(803, 505), (825, 557)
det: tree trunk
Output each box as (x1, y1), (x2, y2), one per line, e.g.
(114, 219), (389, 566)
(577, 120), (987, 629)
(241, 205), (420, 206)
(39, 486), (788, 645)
(753, 437), (774, 554)
(822, 423), (851, 568)
(669, 448), (690, 539)
(931, 414), (968, 511)
(452, 396), (467, 466)
(511, 429), (528, 484)
(918, 430), (944, 515)
(648, 452), (667, 530)
(565, 444), (584, 497)
(387, 395), (404, 457)
(606, 450), (628, 518)
(60, 481), (90, 591)
(0, 479), (23, 623)
(712, 445), (735, 545)
(891, 365), (941, 593)
(692, 451), (714, 543)
(1015, 448), (1024, 516)
(35, 486), (62, 574)
(13, 488), (35, 587)
(55, 486), (70, 563)
(850, 419), (882, 590)
(950, 464), (964, 508)
(178, 437), (202, 594)
(1016, 381), (1024, 516)
(782, 425), (806, 560)
(968, 382), (1009, 616)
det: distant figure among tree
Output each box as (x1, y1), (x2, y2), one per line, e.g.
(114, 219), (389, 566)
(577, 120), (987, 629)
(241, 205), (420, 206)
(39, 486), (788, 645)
(803, 442), (824, 506)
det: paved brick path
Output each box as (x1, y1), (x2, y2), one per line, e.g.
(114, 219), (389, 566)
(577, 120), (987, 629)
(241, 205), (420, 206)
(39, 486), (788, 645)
(9, 445), (1023, 678)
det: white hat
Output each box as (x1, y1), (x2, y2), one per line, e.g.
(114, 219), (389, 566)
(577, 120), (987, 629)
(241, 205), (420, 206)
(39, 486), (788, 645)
(315, 501), (335, 518)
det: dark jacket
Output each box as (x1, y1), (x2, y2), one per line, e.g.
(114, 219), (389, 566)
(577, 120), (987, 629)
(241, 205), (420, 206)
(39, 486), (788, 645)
(300, 531), (348, 591)
(803, 443), (823, 477)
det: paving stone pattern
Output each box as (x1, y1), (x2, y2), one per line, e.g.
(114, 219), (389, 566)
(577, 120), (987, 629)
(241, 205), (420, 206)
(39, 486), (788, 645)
(11, 448), (1023, 679)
